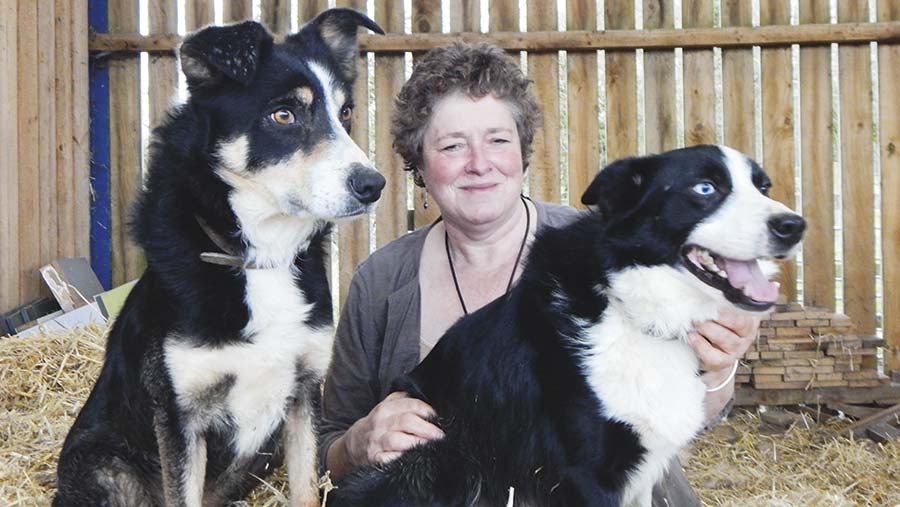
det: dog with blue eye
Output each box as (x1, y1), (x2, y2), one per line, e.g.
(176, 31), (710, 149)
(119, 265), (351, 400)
(329, 145), (805, 507)
(53, 9), (384, 507)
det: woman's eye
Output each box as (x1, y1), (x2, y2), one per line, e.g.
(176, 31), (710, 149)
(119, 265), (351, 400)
(340, 105), (353, 122)
(692, 182), (716, 196)
(441, 144), (462, 152)
(270, 109), (295, 125)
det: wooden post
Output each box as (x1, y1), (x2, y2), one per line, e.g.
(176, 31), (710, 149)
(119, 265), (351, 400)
(449, 0), (480, 32)
(184, 0), (212, 31)
(260, 0), (290, 34)
(109, 0), (144, 286)
(1, 0), (19, 313)
(838, 2), (876, 338)
(222, 0), (253, 23)
(411, 0), (443, 229)
(374, 0), (406, 248)
(298, 1), (329, 25)
(567, 0), (599, 207)
(760, 0), (797, 301)
(879, 0), (900, 372)
(148, 0), (177, 137)
(721, 0), (755, 155)
(799, 0), (835, 311)
(527, 0), (561, 204)
(643, 0), (676, 154)
(73, 0), (91, 265)
(18, 0), (41, 302)
(682, 0), (716, 146)
(56, 0), (75, 259)
(605, 0), (638, 162)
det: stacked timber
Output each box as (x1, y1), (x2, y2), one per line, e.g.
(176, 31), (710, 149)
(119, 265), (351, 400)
(736, 302), (890, 391)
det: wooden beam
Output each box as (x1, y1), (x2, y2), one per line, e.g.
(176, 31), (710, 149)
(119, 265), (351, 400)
(89, 21), (900, 54)
(735, 384), (900, 406)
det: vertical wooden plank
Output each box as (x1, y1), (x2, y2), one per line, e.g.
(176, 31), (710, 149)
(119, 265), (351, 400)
(1, 0), (19, 312)
(109, 0), (144, 286)
(449, 0), (480, 32)
(643, 0), (676, 154)
(605, 0), (638, 161)
(38, 0), (58, 282)
(412, 0), (443, 228)
(374, 0), (406, 248)
(260, 0), (290, 34)
(149, 0), (177, 132)
(17, 0), (40, 302)
(799, 0), (834, 310)
(567, 0), (599, 207)
(489, 0), (517, 32)
(184, 0), (213, 31)
(299, 1), (330, 24)
(334, 0), (373, 306)
(56, 0), (75, 259)
(838, 2), (876, 336)
(721, 0), (754, 154)
(527, 0), (560, 203)
(223, 0), (253, 22)
(682, 0), (715, 146)
(760, 0), (796, 301)
(878, 0), (900, 370)
(73, 0), (91, 261)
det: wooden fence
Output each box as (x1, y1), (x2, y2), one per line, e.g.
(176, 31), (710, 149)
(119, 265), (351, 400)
(1, 0), (899, 372)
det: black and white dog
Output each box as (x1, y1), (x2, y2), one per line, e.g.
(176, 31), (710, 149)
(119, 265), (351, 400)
(54, 9), (384, 507)
(330, 145), (805, 507)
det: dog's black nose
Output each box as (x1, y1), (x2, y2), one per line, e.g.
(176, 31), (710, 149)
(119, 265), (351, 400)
(768, 213), (806, 245)
(348, 166), (386, 204)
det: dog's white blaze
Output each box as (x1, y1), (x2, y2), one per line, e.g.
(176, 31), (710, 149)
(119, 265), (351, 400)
(688, 146), (797, 260)
(183, 436), (206, 507)
(164, 266), (333, 458)
(579, 265), (720, 506)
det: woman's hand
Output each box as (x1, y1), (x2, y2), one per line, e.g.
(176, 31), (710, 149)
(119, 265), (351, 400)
(344, 391), (445, 466)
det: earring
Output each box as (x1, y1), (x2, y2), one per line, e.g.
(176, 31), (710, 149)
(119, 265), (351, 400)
(422, 189), (429, 209)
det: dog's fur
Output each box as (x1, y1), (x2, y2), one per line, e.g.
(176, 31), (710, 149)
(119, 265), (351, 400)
(54, 9), (384, 507)
(330, 145), (805, 507)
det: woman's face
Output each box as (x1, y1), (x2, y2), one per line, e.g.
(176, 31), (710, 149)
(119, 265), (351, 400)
(420, 93), (524, 228)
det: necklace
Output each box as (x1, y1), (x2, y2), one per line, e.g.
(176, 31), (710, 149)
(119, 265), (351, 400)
(444, 195), (530, 315)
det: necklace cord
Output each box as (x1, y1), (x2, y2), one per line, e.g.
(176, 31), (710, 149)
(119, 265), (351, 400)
(445, 196), (530, 315)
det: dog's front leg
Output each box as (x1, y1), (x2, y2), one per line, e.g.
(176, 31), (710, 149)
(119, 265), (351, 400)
(155, 411), (207, 507)
(284, 400), (320, 507)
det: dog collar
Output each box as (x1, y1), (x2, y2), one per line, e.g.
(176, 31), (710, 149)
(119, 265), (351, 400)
(195, 215), (261, 269)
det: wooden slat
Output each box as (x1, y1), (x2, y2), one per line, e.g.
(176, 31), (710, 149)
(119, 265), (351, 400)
(838, 2), (876, 336)
(184, 0), (213, 31)
(374, 0), (406, 248)
(412, 0), (443, 229)
(1, 0), (19, 312)
(682, 0), (716, 146)
(148, 0), (177, 133)
(799, 0), (835, 310)
(489, 0), (517, 32)
(566, 0), (599, 207)
(298, 1), (329, 25)
(260, 0), (290, 34)
(643, 0), (676, 153)
(73, 0), (90, 262)
(527, 0), (560, 203)
(222, 0), (253, 23)
(109, 0), (144, 286)
(879, 0), (900, 371)
(38, 0), (58, 282)
(91, 22), (900, 53)
(55, 0), (74, 259)
(760, 0), (797, 301)
(449, 0), (480, 33)
(721, 0), (754, 154)
(17, 0), (40, 302)
(605, 0), (638, 161)
(334, 0), (374, 307)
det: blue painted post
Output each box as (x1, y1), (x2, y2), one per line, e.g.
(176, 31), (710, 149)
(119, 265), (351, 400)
(89, 0), (111, 289)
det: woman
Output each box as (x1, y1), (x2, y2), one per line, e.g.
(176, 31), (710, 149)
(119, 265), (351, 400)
(319, 42), (757, 506)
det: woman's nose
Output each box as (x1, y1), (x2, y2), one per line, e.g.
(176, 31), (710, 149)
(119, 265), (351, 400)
(466, 143), (491, 174)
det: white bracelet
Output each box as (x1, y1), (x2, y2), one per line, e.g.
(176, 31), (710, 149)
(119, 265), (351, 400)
(706, 360), (739, 393)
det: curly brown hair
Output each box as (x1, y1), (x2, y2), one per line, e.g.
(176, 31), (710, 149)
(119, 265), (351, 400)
(391, 42), (541, 187)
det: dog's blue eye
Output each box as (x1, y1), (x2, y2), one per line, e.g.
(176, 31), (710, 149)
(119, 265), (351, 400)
(692, 182), (716, 196)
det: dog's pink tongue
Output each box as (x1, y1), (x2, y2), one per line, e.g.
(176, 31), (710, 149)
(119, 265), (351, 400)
(721, 258), (779, 302)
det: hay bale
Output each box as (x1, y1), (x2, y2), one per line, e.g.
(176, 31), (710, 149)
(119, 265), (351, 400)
(3, 325), (899, 506)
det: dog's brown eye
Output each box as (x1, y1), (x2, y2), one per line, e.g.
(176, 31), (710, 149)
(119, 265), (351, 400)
(340, 105), (352, 122)
(270, 109), (295, 125)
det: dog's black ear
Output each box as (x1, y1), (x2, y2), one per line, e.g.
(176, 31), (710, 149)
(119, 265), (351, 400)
(180, 21), (273, 88)
(581, 156), (658, 218)
(288, 8), (384, 80)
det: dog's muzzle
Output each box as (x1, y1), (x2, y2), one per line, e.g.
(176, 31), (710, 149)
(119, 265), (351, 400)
(347, 164), (386, 204)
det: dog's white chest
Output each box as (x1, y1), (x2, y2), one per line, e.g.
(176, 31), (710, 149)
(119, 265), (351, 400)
(164, 267), (333, 458)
